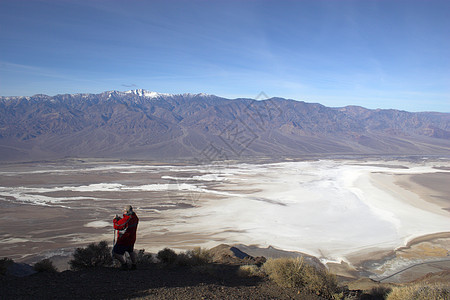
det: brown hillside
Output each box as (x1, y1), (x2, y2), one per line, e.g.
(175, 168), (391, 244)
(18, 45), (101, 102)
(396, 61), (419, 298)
(1, 90), (449, 161)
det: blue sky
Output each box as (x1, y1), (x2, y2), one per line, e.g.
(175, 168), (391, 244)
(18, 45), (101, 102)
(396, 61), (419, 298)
(0, 0), (449, 112)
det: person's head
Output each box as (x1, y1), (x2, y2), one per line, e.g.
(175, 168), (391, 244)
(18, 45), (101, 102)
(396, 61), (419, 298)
(124, 205), (133, 215)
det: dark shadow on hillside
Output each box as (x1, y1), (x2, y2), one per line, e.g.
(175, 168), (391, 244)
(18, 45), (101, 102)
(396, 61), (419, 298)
(1, 264), (274, 300)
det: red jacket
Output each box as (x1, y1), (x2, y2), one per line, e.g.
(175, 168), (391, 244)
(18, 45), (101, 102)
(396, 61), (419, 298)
(113, 213), (139, 246)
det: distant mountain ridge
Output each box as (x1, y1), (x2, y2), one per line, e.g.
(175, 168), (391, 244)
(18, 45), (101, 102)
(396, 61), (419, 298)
(1, 90), (449, 161)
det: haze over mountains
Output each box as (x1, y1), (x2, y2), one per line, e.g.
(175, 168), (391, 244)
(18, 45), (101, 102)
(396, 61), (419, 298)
(1, 89), (449, 161)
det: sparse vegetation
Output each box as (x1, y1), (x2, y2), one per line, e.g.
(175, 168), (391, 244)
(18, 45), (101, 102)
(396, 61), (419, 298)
(184, 247), (212, 265)
(387, 283), (449, 300)
(69, 241), (113, 270)
(4, 243), (450, 300)
(157, 247), (212, 266)
(238, 264), (263, 277)
(369, 286), (392, 299)
(154, 248), (341, 298)
(34, 259), (58, 273)
(0, 258), (13, 275)
(262, 257), (304, 287)
(262, 257), (338, 299)
(157, 248), (178, 265)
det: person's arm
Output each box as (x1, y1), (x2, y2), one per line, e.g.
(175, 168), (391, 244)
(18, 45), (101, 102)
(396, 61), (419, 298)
(114, 214), (130, 230)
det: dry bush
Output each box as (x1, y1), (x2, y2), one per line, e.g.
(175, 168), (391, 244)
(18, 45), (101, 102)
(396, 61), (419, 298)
(184, 247), (212, 265)
(0, 258), (13, 275)
(262, 257), (338, 299)
(157, 248), (178, 264)
(368, 286), (392, 298)
(262, 257), (305, 288)
(157, 247), (212, 266)
(69, 241), (113, 270)
(238, 264), (263, 277)
(174, 252), (191, 266)
(387, 283), (449, 300)
(34, 258), (58, 273)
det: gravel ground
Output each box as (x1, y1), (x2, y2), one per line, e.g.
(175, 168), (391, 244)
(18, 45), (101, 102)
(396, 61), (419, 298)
(1, 264), (325, 300)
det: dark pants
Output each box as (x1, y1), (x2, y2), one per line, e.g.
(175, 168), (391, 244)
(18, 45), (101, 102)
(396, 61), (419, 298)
(113, 243), (134, 255)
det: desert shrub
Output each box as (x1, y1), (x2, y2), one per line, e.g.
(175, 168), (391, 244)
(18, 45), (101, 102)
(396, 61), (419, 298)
(368, 286), (392, 298)
(0, 258), (13, 275)
(185, 247), (212, 265)
(238, 264), (263, 277)
(262, 257), (338, 298)
(174, 252), (191, 266)
(157, 248), (178, 264)
(34, 258), (58, 273)
(262, 257), (304, 288)
(175, 247), (212, 266)
(387, 283), (449, 300)
(156, 247), (212, 266)
(69, 241), (113, 270)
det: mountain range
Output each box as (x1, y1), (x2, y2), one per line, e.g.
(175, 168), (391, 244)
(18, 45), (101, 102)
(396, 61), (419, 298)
(1, 89), (449, 162)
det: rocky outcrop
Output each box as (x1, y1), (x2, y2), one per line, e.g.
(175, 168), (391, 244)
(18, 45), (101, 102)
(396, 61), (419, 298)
(209, 244), (266, 265)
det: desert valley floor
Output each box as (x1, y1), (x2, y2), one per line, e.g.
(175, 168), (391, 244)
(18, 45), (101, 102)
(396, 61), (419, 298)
(0, 157), (449, 282)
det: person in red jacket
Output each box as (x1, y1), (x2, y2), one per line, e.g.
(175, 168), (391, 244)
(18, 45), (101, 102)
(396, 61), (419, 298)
(113, 205), (139, 270)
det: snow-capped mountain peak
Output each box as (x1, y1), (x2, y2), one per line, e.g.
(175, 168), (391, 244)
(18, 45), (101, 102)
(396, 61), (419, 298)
(124, 89), (170, 98)
(122, 89), (214, 99)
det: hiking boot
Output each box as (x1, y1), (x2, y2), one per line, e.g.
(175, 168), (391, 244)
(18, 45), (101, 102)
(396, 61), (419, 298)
(130, 264), (137, 270)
